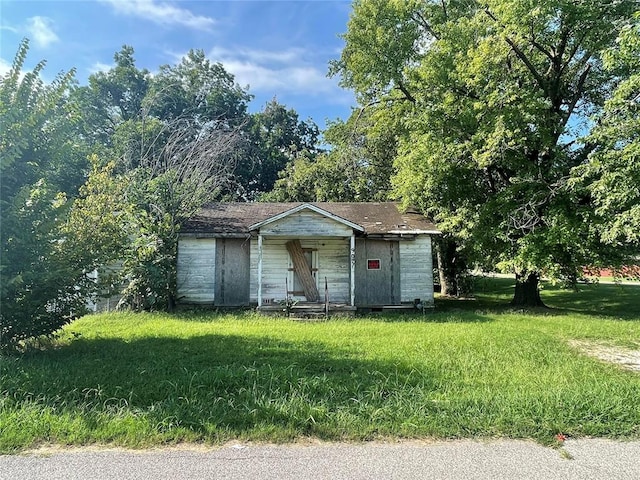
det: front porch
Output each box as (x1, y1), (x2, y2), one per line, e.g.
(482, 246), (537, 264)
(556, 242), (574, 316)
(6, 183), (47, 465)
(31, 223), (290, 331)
(257, 301), (357, 319)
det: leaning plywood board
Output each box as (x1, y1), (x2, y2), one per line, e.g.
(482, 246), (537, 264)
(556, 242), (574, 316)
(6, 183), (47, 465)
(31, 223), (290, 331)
(286, 239), (319, 302)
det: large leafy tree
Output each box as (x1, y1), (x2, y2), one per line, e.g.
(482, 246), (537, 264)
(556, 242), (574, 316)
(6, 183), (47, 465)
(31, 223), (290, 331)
(147, 49), (252, 127)
(74, 48), (258, 309)
(267, 106), (398, 202)
(0, 40), (114, 351)
(116, 119), (244, 311)
(72, 45), (151, 150)
(333, 0), (637, 305)
(242, 99), (320, 199)
(573, 15), (640, 249)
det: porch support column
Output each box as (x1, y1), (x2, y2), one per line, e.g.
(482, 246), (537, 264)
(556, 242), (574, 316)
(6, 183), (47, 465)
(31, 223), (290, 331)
(257, 233), (263, 306)
(350, 233), (356, 306)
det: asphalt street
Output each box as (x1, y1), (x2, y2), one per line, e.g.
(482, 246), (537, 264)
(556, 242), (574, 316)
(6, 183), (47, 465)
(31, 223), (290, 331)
(2, 439), (640, 480)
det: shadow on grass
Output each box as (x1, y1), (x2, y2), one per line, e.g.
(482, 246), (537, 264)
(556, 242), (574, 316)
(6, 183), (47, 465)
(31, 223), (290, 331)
(542, 282), (640, 320)
(2, 333), (442, 443)
(430, 276), (640, 321)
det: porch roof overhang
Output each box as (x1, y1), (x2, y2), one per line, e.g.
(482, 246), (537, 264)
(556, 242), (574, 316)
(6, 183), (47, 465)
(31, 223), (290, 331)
(248, 203), (365, 233)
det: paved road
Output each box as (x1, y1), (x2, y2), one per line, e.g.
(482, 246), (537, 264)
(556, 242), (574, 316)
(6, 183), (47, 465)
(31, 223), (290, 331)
(2, 439), (640, 480)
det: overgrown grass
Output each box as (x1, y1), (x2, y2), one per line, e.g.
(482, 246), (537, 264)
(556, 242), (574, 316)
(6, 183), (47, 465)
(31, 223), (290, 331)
(1, 278), (640, 452)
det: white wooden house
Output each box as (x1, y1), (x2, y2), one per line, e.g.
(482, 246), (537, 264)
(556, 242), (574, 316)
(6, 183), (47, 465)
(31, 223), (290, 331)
(177, 202), (440, 313)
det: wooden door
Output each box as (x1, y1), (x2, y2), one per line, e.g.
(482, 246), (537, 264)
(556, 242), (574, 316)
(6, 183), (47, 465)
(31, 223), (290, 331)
(215, 238), (250, 306)
(355, 239), (400, 305)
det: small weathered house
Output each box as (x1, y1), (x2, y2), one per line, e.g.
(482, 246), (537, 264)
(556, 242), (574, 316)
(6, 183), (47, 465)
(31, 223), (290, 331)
(177, 202), (440, 312)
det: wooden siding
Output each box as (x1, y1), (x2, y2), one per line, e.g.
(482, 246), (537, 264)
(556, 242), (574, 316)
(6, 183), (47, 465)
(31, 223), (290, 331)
(259, 210), (353, 237)
(251, 237), (351, 304)
(250, 238), (258, 303)
(355, 239), (401, 305)
(316, 238), (351, 304)
(177, 238), (216, 304)
(215, 238), (250, 306)
(400, 236), (434, 304)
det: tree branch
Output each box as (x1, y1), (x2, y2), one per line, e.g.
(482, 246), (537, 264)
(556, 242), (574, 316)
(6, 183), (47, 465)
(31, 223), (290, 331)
(411, 11), (440, 40)
(396, 81), (417, 103)
(563, 62), (592, 127)
(484, 8), (547, 95)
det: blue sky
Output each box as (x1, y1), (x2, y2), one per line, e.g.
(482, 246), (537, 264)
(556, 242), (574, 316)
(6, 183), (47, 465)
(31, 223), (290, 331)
(0, 0), (356, 128)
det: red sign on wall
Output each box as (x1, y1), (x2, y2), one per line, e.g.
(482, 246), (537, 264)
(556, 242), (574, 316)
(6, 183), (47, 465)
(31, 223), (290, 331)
(367, 259), (381, 270)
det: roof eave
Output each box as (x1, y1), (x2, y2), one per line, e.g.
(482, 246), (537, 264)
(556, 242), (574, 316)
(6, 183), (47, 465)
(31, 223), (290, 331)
(387, 229), (442, 235)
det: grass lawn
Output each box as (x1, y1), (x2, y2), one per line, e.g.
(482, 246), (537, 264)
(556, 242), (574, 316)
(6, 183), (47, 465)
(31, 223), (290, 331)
(1, 278), (639, 452)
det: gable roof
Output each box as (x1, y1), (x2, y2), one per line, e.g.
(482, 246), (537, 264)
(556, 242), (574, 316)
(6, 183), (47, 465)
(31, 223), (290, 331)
(182, 202), (440, 236)
(248, 203), (365, 232)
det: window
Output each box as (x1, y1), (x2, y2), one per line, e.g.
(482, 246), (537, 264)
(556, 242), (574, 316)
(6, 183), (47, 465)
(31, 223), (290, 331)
(367, 259), (381, 270)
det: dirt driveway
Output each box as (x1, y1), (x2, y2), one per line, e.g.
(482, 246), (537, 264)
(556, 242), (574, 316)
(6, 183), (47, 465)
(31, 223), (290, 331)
(569, 340), (640, 372)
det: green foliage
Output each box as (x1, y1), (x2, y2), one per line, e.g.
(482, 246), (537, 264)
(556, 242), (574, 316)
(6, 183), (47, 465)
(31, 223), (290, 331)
(267, 109), (398, 202)
(117, 169), (182, 311)
(572, 15), (640, 247)
(0, 40), (96, 352)
(334, 0), (638, 300)
(72, 45), (151, 148)
(62, 158), (131, 298)
(0, 39), (88, 197)
(240, 99), (320, 199)
(147, 49), (252, 127)
(0, 182), (78, 350)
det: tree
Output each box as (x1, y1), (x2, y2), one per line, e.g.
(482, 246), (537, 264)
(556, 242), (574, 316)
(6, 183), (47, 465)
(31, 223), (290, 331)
(572, 15), (640, 249)
(147, 49), (252, 127)
(241, 99), (320, 199)
(333, 0), (637, 305)
(267, 107), (397, 202)
(72, 45), (151, 149)
(0, 40), (108, 351)
(114, 118), (244, 311)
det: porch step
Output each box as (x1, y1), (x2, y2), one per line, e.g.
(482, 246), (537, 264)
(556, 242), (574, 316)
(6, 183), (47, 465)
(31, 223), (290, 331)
(257, 302), (357, 317)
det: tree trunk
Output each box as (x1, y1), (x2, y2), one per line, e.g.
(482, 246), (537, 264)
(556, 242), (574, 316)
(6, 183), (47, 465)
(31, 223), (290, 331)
(436, 237), (468, 297)
(511, 272), (546, 307)
(437, 247), (456, 296)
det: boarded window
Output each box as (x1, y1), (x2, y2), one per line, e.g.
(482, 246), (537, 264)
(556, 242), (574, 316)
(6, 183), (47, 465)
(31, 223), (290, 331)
(367, 259), (381, 270)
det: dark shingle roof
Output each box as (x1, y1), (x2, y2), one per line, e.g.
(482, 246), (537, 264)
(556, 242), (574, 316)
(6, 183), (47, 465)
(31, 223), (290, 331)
(182, 202), (439, 236)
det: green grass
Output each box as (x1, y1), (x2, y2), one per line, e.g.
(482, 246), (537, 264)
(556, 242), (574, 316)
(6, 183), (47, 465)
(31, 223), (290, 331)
(1, 278), (640, 452)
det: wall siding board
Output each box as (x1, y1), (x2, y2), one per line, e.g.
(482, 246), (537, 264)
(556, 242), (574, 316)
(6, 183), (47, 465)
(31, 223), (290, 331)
(260, 211), (353, 237)
(250, 238), (258, 303)
(177, 238), (216, 304)
(400, 236), (434, 304)
(182, 230), (435, 308)
(255, 237), (351, 304)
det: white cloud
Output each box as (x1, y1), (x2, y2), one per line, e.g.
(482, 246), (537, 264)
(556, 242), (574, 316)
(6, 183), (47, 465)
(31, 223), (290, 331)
(26, 16), (59, 48)
(0, 58), (12, 77)
(101, 0), (215, 31)
(88, 62), (114, 74)
(204, 46), (340, 97)
(0, 25), (19, 34)
(208, 46), (305, 66)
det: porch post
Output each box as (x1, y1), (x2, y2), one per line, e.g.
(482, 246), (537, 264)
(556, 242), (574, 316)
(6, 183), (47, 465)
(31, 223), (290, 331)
(257, 233), (263, 306)
(350, 233), (356, 306)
